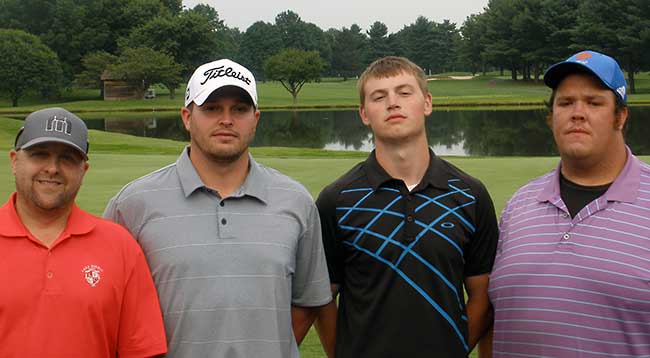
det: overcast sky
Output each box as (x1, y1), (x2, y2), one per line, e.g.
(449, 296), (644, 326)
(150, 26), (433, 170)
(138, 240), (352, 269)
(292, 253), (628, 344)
(182, 0), (489, 33)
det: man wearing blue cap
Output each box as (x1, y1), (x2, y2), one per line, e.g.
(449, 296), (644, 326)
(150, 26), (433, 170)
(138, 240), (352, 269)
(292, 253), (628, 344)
(487, 50), (650, 357)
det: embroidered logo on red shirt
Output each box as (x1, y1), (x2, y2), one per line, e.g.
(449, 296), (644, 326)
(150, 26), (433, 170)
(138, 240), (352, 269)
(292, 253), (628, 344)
(82, 265), (103, 287)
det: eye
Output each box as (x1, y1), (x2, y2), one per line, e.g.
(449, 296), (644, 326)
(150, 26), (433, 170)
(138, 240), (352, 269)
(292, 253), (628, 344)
(201, 104), (219, 112)
(30, 151), (48, 158)
(372, 95), (385, 101)
(400, 90), (412, 96)
(233, 105), (250, 113)
(61, 154), (74, 162)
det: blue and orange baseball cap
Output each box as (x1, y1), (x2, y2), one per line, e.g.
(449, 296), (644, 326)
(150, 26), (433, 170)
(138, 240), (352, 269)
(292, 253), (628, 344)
(544, 50), (627, 103)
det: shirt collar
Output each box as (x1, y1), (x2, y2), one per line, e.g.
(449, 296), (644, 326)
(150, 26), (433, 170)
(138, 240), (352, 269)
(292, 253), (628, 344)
(365, 148), (451, 192)
(604, 146), (640, 203)
(235, 156), (268, 204)
(176, 146), (268, 203)
(176, 146), (206, 197)
(537, 145), (640, 203)
(0, 192), (95, 238)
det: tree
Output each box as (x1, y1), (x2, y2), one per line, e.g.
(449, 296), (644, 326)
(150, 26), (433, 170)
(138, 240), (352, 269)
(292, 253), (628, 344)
(511, 0), (550, 81)
(0, 29), (63, 106)
(395, 16), (437, 73)
(0, 0), (170, 81)
(330, 25), (368, 80)
(274, 10), (332, 64)
(76, 51), (118, 97)
(119, 0), (170, 30)
(366, 21), (392, 64)
(435, 20), (461, 73)
(119, 4), (237, 78)
(240, 21), (283, 79)
(571, 0), (650, 94)
(393, 16), (458, 74)
(264, 49), (325, 104)
(459, 14), (488, 75)
(109, 47), (182, 98)
(482, 0), (524, 79)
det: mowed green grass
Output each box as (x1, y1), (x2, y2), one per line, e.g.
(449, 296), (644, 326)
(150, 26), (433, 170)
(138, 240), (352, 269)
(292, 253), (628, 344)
(1, 118), (649, 358)
(4, 73), (650, 114)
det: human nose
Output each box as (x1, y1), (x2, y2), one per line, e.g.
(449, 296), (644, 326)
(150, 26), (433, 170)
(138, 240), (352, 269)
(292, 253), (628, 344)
(42, 156), (60, 175)
(218, 111), (234, 127)
(570, 101), (587, 120)
(387, 92), (400, 109)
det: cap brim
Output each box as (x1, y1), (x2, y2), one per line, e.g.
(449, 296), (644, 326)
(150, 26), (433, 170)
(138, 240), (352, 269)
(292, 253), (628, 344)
(18, 137), (88, 160)
(205, 86), (256, 106)
(544, 62), (602, 89)
(190, 79), (257, 108)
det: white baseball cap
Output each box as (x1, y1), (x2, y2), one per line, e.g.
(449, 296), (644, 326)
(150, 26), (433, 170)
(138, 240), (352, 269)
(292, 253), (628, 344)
(184, 59), (258, 108)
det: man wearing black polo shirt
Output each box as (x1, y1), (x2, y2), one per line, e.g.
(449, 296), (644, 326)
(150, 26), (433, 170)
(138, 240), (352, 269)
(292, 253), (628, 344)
(315, 56), (498, 357)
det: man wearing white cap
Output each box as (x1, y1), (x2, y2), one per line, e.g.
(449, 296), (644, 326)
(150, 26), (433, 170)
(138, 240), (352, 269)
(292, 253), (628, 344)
(104, 59), (332, 357)
(1, 108), (167, 357)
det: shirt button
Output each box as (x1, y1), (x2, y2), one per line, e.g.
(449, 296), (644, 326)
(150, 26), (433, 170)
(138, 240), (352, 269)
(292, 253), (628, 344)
(221, 218), (227, 225)
(561, 212), (569, 218)
(47, 272), (53, 279)
(563, 233), (570, 240)
(406, 216), (414, 223)
(406, 195), (413, 201)
(220, 201), (225, 207)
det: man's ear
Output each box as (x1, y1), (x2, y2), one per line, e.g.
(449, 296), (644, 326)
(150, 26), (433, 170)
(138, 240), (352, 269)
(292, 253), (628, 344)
(359, 105), (370, 126)
(615, 106), (628, 131)
(10, 150), (17, 176)
(181, 107), (192, 131)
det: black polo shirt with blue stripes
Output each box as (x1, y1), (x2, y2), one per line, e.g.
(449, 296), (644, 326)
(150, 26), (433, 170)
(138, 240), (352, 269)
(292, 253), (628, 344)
(316, 150), (498, 358)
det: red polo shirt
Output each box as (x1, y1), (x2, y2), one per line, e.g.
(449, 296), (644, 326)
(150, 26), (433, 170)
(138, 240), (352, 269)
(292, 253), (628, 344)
(0, 193), (167, 357)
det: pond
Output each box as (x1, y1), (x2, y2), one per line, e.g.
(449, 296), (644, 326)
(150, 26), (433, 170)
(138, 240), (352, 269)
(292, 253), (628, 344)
(20, 108), (650, 156)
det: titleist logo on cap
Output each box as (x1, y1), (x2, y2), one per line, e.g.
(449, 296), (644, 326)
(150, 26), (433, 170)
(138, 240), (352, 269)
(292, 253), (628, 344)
(200, 65), (252, 86)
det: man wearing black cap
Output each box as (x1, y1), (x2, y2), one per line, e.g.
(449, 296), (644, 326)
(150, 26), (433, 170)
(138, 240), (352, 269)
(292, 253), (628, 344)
(104, 60), (332, 358)
(488, 51), (650, 357)
(1, 107), (167, 357)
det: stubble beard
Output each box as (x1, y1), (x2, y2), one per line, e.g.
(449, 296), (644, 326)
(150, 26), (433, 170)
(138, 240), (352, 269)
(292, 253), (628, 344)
(195, 129), (256, 164)
(18, 180), (77, 212)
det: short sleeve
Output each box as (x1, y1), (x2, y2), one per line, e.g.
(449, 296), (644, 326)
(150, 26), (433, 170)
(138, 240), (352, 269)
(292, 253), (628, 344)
(103, 196), (122, 225)
(103, 193), (145, 240)
(117, 247), (167, 358)
(291, 201), (332, 307)
(463, 180), (499, 277)
(493, 195), (515, 264)
(315, 184), (346, 285)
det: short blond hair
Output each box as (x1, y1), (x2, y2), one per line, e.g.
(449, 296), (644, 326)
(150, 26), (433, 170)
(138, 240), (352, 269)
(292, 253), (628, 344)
(357, 56), (429, 104)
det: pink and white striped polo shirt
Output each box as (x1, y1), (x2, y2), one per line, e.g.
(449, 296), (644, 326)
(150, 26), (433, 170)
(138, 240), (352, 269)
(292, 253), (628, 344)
(490, 147), (650, 358)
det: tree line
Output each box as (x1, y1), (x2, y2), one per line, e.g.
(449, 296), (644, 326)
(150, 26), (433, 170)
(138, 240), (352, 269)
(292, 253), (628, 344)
(1, 0), (649, 106)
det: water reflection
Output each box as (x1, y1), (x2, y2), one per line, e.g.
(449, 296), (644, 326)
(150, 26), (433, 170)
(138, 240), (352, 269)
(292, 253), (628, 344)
(76, 108), (650, 156)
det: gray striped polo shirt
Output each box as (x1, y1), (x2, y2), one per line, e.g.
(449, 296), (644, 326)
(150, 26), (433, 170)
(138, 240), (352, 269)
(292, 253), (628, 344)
(104, 147), (331, 358)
